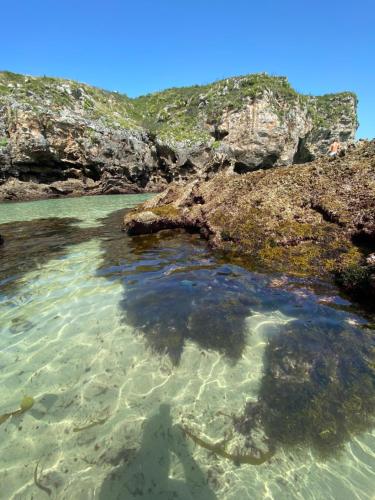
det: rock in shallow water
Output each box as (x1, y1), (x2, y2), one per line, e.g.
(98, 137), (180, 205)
(124, 140), (375, 309)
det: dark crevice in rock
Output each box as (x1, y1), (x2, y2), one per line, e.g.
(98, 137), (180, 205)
(155, 143), (178, 168)
(233, 161), (254, 174)
(210, 125), (229, 141)
(335, 232), (375, 310)
(18, 165), (69, 183)
(126, 218), (203, 237)
(130, 169), (150, 189)
(258, 153), (278, 169)
(185, 189), (205, 208)
(178, 159), (197, 179)
(6, 160), (104, 184)
(309, 202), (344, 226)
(334, 265), (375, 311)
(234, 154), (278, 175)
(351, 230), (375, 251)
(293, 137), (314, 164)
(192, 195), (205, 205)
(126, 219), (181, 236)
(205, 159), (231, 179)
(85, 164), (102, 181)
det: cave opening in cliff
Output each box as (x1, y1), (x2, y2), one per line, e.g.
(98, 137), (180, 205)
(293, 137), (314, 164)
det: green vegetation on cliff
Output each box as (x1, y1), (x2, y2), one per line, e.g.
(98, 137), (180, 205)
(308, 92), (358, 130)
(132, 73), (302, 143)
(0, 71), (139, 130)
(0, 70), (357, 144)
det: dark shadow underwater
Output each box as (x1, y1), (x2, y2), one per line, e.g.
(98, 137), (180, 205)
(99, 404), (217, 500)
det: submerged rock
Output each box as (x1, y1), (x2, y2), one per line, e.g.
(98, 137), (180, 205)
(236, 320), (375, 458)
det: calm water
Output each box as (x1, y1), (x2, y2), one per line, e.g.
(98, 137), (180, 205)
(0, 194), (374, 500)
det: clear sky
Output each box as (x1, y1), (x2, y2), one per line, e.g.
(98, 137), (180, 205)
(1, 0), (373, 138)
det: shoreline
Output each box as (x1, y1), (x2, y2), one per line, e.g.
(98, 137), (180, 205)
(0, 178), (162, 204)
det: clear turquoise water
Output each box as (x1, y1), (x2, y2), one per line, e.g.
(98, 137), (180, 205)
(0, 194), (374, 500)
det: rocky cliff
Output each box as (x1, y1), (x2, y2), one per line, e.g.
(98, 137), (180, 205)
(0, 71), (358, 201)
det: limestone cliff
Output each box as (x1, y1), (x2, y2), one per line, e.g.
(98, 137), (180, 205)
(0, 71), (358, 201)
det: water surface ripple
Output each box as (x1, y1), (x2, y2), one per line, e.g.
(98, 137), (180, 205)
(0, 195), (374, 500)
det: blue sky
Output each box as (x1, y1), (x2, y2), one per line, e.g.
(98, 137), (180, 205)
(1, 0), (373, 137)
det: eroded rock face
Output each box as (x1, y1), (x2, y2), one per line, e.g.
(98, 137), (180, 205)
(0, 71), (358, 201)
(0, 109), (158, 192)
(124, 140), (375, 308)
(213, 96), (310, 169)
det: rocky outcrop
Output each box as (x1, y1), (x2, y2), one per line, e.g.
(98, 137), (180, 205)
(124, 141), (375, 308)
(0, 71), (358, 201)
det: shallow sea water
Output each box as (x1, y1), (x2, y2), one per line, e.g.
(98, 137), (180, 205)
(0, 194), (374, 500)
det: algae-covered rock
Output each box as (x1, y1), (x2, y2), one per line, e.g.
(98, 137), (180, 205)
(124, 141), (375, 300)
(125, 207), (184, 236)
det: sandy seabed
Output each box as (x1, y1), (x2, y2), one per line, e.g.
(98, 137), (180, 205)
(0, 195), (374, 500)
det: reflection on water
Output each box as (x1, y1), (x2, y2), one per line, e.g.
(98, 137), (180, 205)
(1, 209), (254, 364)
(0, 195), (375, 499)
(0, 217), (96, 294)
